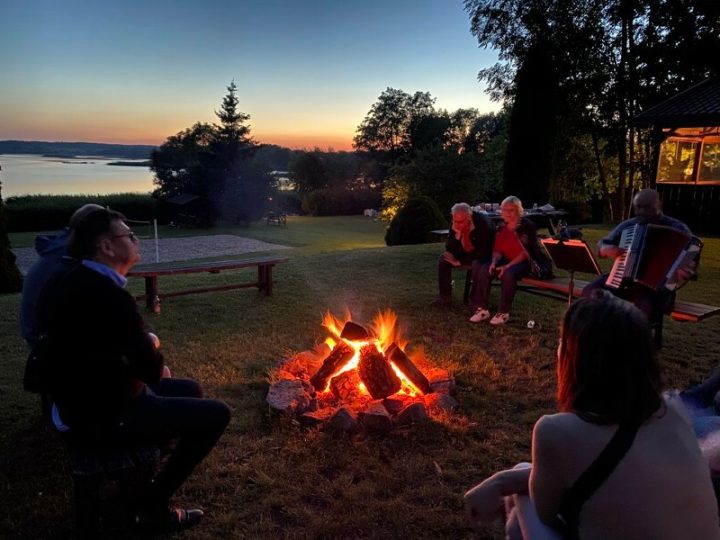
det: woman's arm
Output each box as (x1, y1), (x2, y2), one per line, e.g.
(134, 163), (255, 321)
(530, 415), (568, 525)
(497, 251), (527, 276)
(465, 465), (532, 523)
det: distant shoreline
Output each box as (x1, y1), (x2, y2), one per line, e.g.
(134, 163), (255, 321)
(108, 160), (151, 167)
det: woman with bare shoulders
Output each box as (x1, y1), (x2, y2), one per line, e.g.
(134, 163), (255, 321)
(465, 292), (719, 539)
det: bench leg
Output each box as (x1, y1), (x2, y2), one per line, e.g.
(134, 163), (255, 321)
(256, 264), (275, 295)
(144, 276), (160, 313)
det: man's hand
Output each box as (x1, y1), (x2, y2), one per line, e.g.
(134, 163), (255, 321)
(496, 265), (507, 278)
(441, 251), (461, 267)
(598, 243), (625, 259)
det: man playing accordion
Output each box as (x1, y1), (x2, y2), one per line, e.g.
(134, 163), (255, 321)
(582, 188), (696, 325)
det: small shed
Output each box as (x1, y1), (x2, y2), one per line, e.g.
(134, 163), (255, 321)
(634, 78), (720, 233)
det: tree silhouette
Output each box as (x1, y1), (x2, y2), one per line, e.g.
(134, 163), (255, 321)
(503, 39), (558, 206)
(151, 82), (268, 225)
(0, 169), (22, 293)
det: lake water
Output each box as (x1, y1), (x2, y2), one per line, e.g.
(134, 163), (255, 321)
(0, 154), (155, 197)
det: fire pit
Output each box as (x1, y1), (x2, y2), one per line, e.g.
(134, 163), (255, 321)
(267, 310), (456, 432)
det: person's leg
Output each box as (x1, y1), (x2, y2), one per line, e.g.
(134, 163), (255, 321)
(511, 493), (565, 540)
(629, 286), (673, 322)
(683, 366), (720, 409)
(119, 389), (231, 511)
(471, 260), (493, 309)
(498, 262), (529, 313)
(151, 377), (203, 398)
(437, 255), (454, 303)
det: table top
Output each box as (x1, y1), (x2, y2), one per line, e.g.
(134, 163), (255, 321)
(430, 209), (567, 237)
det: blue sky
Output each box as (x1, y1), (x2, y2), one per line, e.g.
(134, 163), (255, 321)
(0, 0), (500, 150)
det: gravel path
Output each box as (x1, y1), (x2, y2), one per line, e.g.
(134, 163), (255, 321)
(13, 234), (291, 274)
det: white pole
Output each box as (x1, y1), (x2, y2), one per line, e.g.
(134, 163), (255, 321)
(154, 219), (160, 263)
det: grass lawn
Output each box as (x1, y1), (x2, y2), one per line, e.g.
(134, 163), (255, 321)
(2, 216), (720, 539)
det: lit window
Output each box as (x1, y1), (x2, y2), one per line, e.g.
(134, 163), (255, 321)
(657, 139), (697, 183)
(699, 141), (720, 182)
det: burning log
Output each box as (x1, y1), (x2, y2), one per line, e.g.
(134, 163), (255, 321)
(357, 345), (401, 399)
(340, 321), (371, 341)
(310, 342), (354, 391)
(330, 370), (364, 402)
(386, 343), (432, 395)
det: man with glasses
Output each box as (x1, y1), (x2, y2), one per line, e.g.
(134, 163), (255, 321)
(38, 208), (230, 532)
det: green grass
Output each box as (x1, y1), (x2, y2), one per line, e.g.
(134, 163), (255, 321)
(2, 218), (720, 539)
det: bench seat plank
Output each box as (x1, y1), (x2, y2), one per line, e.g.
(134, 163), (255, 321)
(127, 256), (289, 312)
(458, 266), (719, 325)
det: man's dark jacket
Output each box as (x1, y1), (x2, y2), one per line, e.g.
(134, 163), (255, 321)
(39, 264), (162, 432)
(445, 211), (495, 264)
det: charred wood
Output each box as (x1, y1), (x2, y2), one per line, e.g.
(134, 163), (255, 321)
(357, 345), (401, 399)
(386, 343), (432, 394)
(340, 321), (371, 341)
(310, 342), (354, 391)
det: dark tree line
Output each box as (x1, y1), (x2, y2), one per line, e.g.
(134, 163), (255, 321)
(465, 0), (720, 219)
(0, 172), (22, 293)
(353, 87), (509, 219)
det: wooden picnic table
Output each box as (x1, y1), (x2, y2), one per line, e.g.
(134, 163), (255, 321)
(127, 255), (289, 313)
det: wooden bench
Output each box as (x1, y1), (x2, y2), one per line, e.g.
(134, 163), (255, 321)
(457, 267), (720, 345)
(128, 256), (289, 313)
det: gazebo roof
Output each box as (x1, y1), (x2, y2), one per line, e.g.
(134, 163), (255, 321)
(634, 78), (720, 128)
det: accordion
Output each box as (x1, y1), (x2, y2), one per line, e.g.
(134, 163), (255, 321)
(605, 223), (702, 291)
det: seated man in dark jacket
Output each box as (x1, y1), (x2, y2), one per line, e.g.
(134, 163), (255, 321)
(38, 208), (231, 532)
(435, 202), (495, 306)
(20, 203), (104, 347)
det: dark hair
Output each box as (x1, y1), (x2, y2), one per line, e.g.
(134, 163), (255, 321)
(67, 208), (127, 260)
(557, 291), (661, 425)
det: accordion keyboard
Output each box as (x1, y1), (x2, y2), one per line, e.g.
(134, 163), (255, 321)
(605, 226), (636, 289)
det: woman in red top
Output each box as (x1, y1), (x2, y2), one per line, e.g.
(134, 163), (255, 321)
(470, 196), (537, 325)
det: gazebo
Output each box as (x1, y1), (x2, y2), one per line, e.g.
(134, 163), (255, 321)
(634, 78), (720, 233)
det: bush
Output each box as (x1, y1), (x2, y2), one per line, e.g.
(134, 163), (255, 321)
(301, 188), (381, 216)
(5, 194), (165, 232)
(385, 196), (447, 246)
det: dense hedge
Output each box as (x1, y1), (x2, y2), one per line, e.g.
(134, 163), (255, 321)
(4, 194), (171, 232)
(301, 187), (381, 216)
(385, 196), (447, 246)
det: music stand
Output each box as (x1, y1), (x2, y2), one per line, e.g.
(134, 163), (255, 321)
(540, 238), (601, 304)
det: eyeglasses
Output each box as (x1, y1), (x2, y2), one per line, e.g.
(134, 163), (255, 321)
(112, 231), (137, 242)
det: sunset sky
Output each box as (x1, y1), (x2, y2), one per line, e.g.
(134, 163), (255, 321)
(1, 0), (500, 151)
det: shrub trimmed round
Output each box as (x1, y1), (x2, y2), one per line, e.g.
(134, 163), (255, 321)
(385, 196), (446, 246)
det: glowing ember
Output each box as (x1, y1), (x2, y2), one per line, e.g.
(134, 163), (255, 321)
(267, 308), (458, 432)
(318, 309), (425, 398)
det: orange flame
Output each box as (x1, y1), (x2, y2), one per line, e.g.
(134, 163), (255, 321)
(319, 309), (420, 397)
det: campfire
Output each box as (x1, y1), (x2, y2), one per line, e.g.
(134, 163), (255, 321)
(267, 310), (456, 432)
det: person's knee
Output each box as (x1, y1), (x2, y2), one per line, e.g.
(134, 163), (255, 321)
(206, 400), (231, 433)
